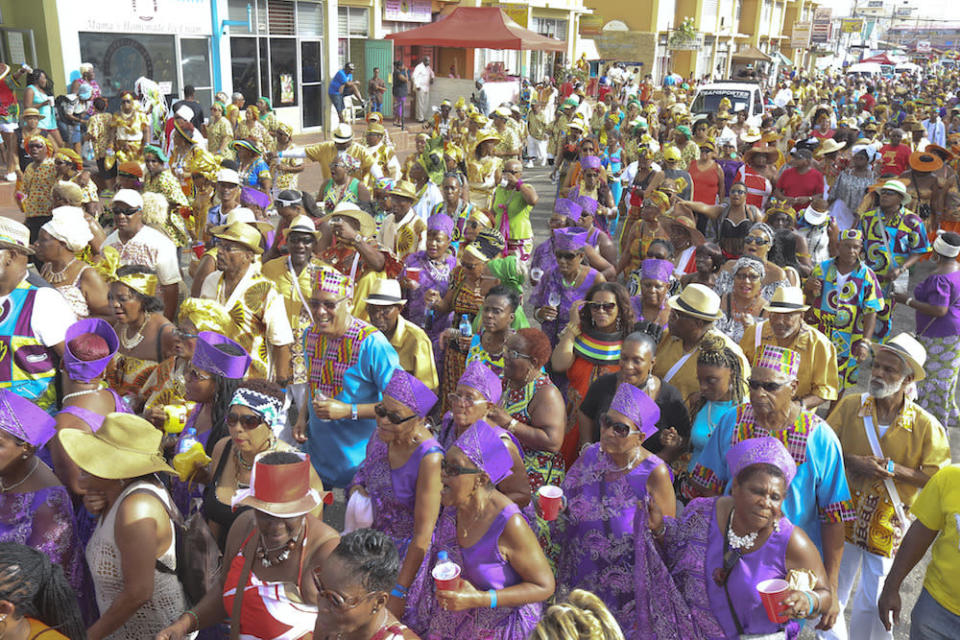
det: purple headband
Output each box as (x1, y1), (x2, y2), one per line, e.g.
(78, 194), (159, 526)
(384, 369), (437, 418)
(574, 195), (599, 216)
(427, 213), (455, 237)
(0, 390), (56, 447)
(454, 419), (513, 484)
(725, 436), (797, 487)
(553, 228), (588, 253)
(63, 318), (119, 383)
(192, 331), (252, 379)
(641, 258), (674, 283)
(458, 362), (502, 404)
(609, 383), (661, 439)
(554, 198), (584, 221)
(240, 186), (271, 210)
(580, 155), (602, 171)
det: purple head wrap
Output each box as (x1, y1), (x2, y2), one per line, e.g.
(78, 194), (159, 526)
(553, 228), (588, 253)
(580, 155), (602, 171)
(554, 198), (583, 221)
(457, 362), (502, 404)
(574, 195), (599, 216)
(454, 420), (513, 484)
(427, 213), (455, 237)
(725, 436), (797, 487)
(609, 383), (661, 438)
(640, 258), (675, 283)
(240, 186), (271, 210)
(384, 369), (437, 418)
(63, 318), (119, 383)
(192, 331), (252, 379)
(0, 389), (56, 447)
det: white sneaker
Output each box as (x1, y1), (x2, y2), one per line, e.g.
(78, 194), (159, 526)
(525, 161), (534, 168)
(4, 173), (15, 182)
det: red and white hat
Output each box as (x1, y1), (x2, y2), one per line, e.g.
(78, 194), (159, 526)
(232, 451), (331, 517)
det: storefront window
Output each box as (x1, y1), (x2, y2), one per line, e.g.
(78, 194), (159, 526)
(338, 6), (369, 67)
(181, 38), (213, 108)
(79, 32), (177, 100)
(270, 38), (297, 106)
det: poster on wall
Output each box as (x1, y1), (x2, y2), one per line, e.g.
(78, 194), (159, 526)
(66, 0), (212, 35)
(281, 74), (295, 104)
(384, 0), (432, 23)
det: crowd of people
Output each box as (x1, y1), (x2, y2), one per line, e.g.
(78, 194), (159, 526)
(0, 54), (955, 640)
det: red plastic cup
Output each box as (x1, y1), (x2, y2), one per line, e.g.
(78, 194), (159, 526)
(757, 578), (792, 623)
(432, 562), (461, 591)
(406, 267), (421, 282)
(538, 485), (563, 521)
(192, 242), (205, 259)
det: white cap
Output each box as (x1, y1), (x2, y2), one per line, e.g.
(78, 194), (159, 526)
(216, 168), (241, 185)
(112, 189), (144, 209)
(175, 104), (195, 121)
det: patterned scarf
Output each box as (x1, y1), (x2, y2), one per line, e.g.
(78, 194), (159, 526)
(305, 316), (377, 399)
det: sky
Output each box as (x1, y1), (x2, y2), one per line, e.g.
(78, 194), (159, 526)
(830, 0), (960, 21)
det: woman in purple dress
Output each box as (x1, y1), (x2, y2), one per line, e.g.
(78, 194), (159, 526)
(529, 199), (582, 287)
(0, 390), (81, 593)
(530, 228), (603, 347)
(572, 194), (618, 267)
(649, 437), (832, 639)
(403, 213), (458, 354)
(350, 369), (444, 635)
(419, 420), (554, 639)
(437, 362), (531, 508)
(553, 382), (677, 634)
(631, 258), (673, 327)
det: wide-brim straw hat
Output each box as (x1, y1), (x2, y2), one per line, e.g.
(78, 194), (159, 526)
(320, 202), (377, 238)
(475, 131), (501, 146)
(743, 146), (778, 164)
(924, 144), (955, 163)
(879, 333), (927, 381)
(212, 221), (265, 254)
(667, 283), (722, 321)
(763, 286), (810, 313)
(58, 413), (175, 479)
(909, 151), (943, 173)
(816, 139), (847, 156)
(664, 213), (706, 245)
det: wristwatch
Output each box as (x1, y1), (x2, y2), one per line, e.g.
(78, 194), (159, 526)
(351, 404), (359, 421)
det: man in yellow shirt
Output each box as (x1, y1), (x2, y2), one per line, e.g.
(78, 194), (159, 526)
(827, 333), (951, 640)
(272, 123), (382, 186)
(739, 287), (839, 411)
(365, 279), (438, 391)
(653, 283), (750, 402)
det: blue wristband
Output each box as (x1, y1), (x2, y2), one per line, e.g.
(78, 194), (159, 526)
(489, 589), (497, 609)
(391, 584), (408, 599)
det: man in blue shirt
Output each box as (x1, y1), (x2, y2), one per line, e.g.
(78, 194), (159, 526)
(329, 62), (362, 123)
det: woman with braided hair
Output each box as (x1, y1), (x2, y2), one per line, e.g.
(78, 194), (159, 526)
(0, 542), (86, 640)
(530, 589), (624, 640)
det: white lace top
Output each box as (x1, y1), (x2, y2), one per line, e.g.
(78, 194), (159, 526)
(85, 480), (187, 640)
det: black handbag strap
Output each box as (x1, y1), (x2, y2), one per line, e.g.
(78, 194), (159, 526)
(720, 507), (746, 636)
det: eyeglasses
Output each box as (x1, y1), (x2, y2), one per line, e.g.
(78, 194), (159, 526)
(729, 189), (747, 195)
(505, 349), (533, 361)
(111, 207), (140, 217)
(374, 403), (417, 425)
(312, 572), (377, 610)
(599, 414), (643, 438)
(588, 301), (617, 312)
(186, 367), (211, 381)
(286, 233), (314, 245)
(734, 272), (761, 282)
(446, 393), (486, 408)
(554, 251), (577, 261)
(226, 411), (265, 428)
(309, 297), (348, 312)
(747, 379), (790, 392)
(744, 236), (770, 245)
(175, 329), (199, 340)
(441, 459), (483, 476)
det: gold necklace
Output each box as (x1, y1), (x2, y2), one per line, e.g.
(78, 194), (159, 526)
(119, 315), (150, 349)
(42, 258), (78, 285)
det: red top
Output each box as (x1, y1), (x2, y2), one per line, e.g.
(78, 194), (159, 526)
(736, 165), (772, 210)
(688, 160), (721, 205)
(775, 167), (826, 210)
(879, 143), (911, 176)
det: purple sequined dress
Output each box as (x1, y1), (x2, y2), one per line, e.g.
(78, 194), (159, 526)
(419, 503), (542, 640)
(529, 268), (600, 347)
(351, 435), (443, 634)
(661, 497), (800, 639)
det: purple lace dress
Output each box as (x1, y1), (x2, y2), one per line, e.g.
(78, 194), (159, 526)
(529, 268), (600, 347)
(420, 504), (542, 640)
(529, 239), (556, 283)
(661, 497), (800, 639)
(403, 251), (457, 359)
(351, 435), (444, 634)
(556, 443), (692, 636)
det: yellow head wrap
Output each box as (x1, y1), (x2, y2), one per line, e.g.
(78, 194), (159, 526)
(646, 190), (670, 212)
(117, 271), (158, 298)
(444, 143), (464, 162)
(455, 96), (466, 109)
(187, 149), (220, 182)
(178, 298), (234, 335)
(246, 105), (260, 119)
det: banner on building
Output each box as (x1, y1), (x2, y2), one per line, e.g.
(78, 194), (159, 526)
(579, 15), (604, 36)
(918, 41), (932, 53)
(791, 22), (812, 49)
(66, 0), (212, 35)
(841, 18), (863, 34)
(811, 8), (832, 44)
(499, 4), (528, 28)
(384, 0), (432, 23)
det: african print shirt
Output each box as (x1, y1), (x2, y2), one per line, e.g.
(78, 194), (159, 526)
(22, 158), (57, 218)
(857, 207), (931, 277)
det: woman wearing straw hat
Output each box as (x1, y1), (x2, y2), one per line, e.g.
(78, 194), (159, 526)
(321, 155), (370, 213)
(235, 106), (271, 159)
(466, 131), (502, 211)
(900, 150), (945, 233)
(59, 413), (185, 640)
(158, 451), (338, 640)
(231, 138), (272, 195)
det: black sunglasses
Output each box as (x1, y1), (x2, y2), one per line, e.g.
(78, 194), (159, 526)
(111, 207), (140, 217)
(748, 379), (789, 392)
(588, 301), (617, 312)
(441, 459), (482, 476)
(226, 412), (265, 428)
(555, 251), (577, 261)
(374, 403), (417, 425)
(599, 413), (642, 438)
(744, 236), (770, 245)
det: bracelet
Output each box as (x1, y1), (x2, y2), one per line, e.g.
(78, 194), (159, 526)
(652, 522), (666, 538)
(810, 589), (822, 615)
(489, 589), (498, 609)
(183, 609), (200, 632)
(802, 590), (815, 617)
(351, 404), (359, 421)
(507, 418), (519, 433)
(390, 583), (408, 599)
(906, 297), (914, 307)
(516, 179), (525, 189)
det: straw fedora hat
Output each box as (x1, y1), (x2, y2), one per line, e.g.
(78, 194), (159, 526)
(231, 451), (324, 517)
(332, 123), (353, 144)
(743, 146), (778, 164)
(58, 413), (175, 479)
(816, 139), (847, 156)
(878, 179), (912, 205)
(211, 207), (273, 236)
(366, 279), (407, 306)
(212, 221), (265, 254)
(389, 180), (418, 201)
(763, 287), (810, 313)
(667, 283), (722, 321)
(664, 213), (706, 245)
(321, 202), (377, 238)
(281, 214), (320, 241)
(908, 151), (943, 173)
(878, 333), (927, 381)
(740, 127), (762, 143)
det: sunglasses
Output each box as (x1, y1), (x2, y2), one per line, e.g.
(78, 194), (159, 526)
(446, 393), (486, 408)
(588, 301), (617, 312)
(729, 189), (747, 195)
(374, 403), (417, 425)
(734, 272), (761, 282)
(226, 412), (265, 428)
(310, 297), (348, 312)
(312, 572), (377, 610)
(175, 329), (199, 340)
(111, 207), (140, 217)
(186, 367), (211, 381)
(441, 459), (482, 476)
(503, 169), (522, 175)
(744, 236), (770, 245)
(599, 414), (643, 438)
(747, 379), (789, 392)
(554, 251), (577, 261)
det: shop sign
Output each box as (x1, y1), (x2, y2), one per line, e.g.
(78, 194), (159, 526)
(66, 0), (211, 35)
(918, 41), (932, 53)
(841, 19), (863, 34)
(500, 5), (528, 29)
(791, 22), (811, 49)
(579, 14), (604, 36)
(384, 0), (432, 23)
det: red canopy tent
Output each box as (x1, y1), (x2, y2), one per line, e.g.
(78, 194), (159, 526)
(385, 7), (565, 51)
(860, 54), (897, 65)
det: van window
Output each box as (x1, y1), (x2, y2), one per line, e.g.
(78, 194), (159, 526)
(753, 90), (762, 115)
(692, 88), (751, 113)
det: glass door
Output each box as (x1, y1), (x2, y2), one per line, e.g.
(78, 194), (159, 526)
(300, 39), (323, 130)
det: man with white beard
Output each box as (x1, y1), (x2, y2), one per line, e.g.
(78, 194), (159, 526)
(823, 333), (951, 640)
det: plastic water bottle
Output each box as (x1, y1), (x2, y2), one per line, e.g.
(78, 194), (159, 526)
(177, 428), (200, 455)
(459, 314), (472, 338)
(425, 308), (435, 331)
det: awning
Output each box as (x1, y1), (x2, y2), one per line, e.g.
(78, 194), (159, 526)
(385, 7), (565, 51)
(732, 45), (772, 62)
(772, 50), (793, 66)
(861, 53), (897, 65)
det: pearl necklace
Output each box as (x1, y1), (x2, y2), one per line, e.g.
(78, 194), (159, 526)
(120, 315), (150, 349)
(0, 458), (38, 493)
(62, 383), (106, 402)
(726, 508), (760, 550)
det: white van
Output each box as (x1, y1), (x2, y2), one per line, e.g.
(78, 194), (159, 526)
(691, 81), (764, 127)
